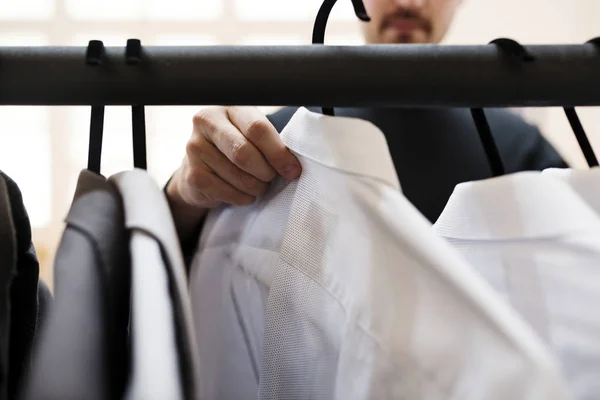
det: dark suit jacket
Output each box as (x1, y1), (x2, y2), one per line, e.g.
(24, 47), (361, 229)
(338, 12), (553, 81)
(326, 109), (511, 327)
(0, 172), (40, 400)
(268, 107), (567, 223)
(0, 175), (16, 400)
(21, 171), (129, 400)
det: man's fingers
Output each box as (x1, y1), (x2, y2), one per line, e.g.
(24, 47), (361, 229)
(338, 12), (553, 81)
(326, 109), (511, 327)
(193, 108), (276, 182)
(186, 137), (269, 197)
(181, 105), (302, 212)
(227, 106), (302, 180)
(180, 160), (256, 207)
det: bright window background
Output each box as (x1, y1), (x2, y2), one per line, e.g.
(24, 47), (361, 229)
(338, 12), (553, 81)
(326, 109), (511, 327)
(0, 0), (598, 286)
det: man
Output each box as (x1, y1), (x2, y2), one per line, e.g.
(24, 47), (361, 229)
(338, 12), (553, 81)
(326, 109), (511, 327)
(166, 0), (566, 246)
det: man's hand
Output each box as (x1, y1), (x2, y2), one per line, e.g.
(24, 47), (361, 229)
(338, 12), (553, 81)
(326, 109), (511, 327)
(166, 106), (302, 241)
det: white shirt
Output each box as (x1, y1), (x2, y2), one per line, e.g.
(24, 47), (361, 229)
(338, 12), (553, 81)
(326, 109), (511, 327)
(190, 107), (568, 400)
(434, 172), (600, 400)
(111, 170), (200, 400)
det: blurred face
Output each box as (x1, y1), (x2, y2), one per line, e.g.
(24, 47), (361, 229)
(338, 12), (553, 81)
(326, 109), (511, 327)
(362, 0), (463, 44)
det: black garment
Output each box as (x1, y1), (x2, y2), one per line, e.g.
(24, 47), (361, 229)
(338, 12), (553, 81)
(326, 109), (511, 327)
(21, 171), (129, 400)
(0, 172), (40, 400)
(33, 281), (52, 342)
(0, 175), (16, 400)
(268, 107), (567, 223)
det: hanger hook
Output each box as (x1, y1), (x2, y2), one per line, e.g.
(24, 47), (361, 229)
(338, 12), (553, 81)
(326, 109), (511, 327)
(586, 37), (600, 47)
(470, 37), (535, 178)
(313, 0), (370, 44)
(471, 38), (535, 177)
(126, 38), (143, 65)
(126, 39), (148, 170)
(350, 0), (370, 21)
(489, 38), (535, 62)
(313, 0), (370, 116)
(85, 39), (105, 66)
(86, 40), (106, 175)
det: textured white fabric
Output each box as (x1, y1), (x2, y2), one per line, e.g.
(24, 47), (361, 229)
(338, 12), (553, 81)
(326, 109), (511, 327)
(111, 170), (200, 400)
(434, 171), (600, 400)
(189, 155), (313, 399)
(190, 108), (569, 400)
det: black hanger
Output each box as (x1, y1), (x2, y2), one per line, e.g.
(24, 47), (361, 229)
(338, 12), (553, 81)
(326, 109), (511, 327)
(312, 0), (370, 116)
(126, 39), (147, 170)
(587, 37), (600, 47)
(563, 107), (598, 167)
(86, 40), (106, 175)
(562, 37), (600, 168)
(475, 38), (598, 170)
(470, 38), (536, 177)
(470, 108), (504, 178)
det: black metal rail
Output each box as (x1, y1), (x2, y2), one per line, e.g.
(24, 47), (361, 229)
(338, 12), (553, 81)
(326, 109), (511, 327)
(0, 44), (598, 107)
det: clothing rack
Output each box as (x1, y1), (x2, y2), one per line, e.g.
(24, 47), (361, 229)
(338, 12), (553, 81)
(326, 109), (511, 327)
(0, 43), (599, 107)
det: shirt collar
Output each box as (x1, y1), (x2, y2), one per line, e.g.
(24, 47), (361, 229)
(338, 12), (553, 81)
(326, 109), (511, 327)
(280, 107), (401, 191)
(73, 169), (107, 201)
(434, 171), (600, 241)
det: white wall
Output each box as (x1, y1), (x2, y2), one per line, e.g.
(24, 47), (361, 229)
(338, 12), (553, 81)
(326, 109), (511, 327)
(447, 0), (594, 44)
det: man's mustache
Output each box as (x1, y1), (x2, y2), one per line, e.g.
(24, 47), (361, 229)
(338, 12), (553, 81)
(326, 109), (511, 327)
(381, 9), (432, 33)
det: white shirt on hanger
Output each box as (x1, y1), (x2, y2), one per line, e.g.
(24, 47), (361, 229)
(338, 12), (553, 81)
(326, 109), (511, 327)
(190, 107), (569, 400)
(111, 170), (200, 400)
(434, 171), (600, 400)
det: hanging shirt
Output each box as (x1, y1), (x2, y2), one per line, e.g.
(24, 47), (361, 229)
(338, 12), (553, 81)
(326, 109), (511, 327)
(21, 170), (128, 400)
(110, 169), (199, 400)
(434, 172), (600, 400)
(190, 107), (569, 400)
